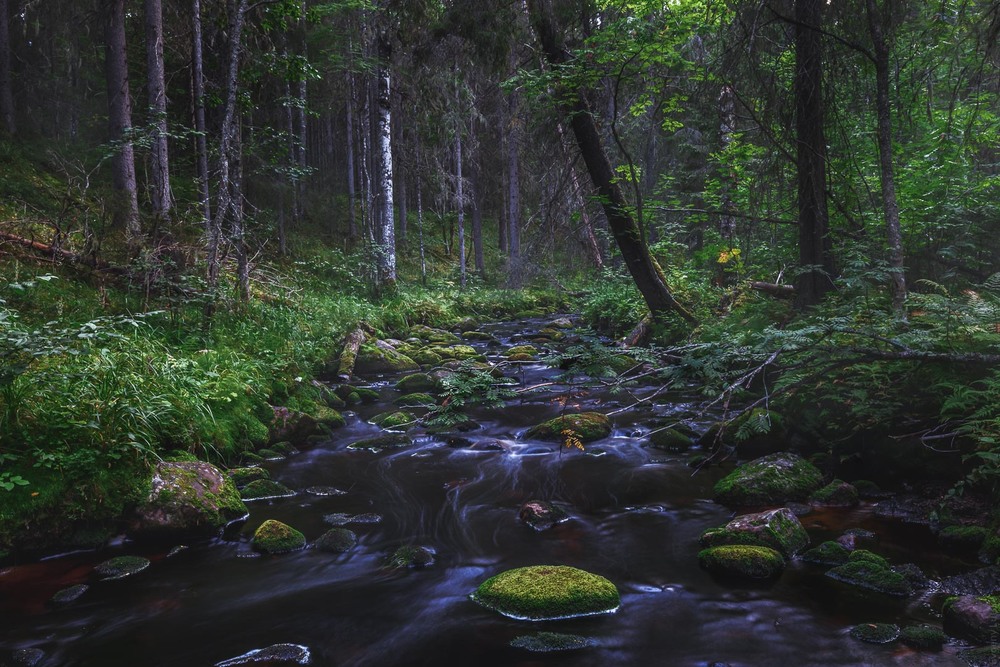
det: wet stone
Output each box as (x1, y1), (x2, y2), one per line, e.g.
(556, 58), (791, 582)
(214, 643), (311, 666)
(314, 528), (357, 553)
(849, 623), (899, 644)
(240, 479), (295, 501)
(518, 500), (569, 531)
(323, 512), (382, 526)
(305, 486), (347, 497)
(94, 555), (151, 581)
(387, 545), (435, 568)
(50, 583), (89, 605)
(510, 632), (596, 653)
(4, 649), (45, 666)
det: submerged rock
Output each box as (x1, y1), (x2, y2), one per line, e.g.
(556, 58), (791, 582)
(943, 595), (1000, 644)
(471, 565), (619, 620)
(314, 528), (357, 553)
(240, 479), (295, 501)
(900, 624), (946, 649)
(371, 411), (417, 430)
(510, 632), (596, 653)
(323, 512), (382, 526)
(518, 500), (569, 531)
(251, 520), (306, 555)
(800, 541), (850, 566)
(713, 452), (823, 507)
(214, 643), (311, 666)
(810, 480), (859, 507)
(698, 545), (785, 579)
(346, 434), (413, 452)
(94, 555), (151, 581)
(305, 486), (346, 497)
(647, 428), (692, 452)
(50, 583), (89, 605)
(387, 545), (434, 568)
(129, 461), (248, 542)
(849, 623), (899, 644)
(525, 412), (612, 442)
(699, 508), (809, 558)
(825, 550), (913, 597)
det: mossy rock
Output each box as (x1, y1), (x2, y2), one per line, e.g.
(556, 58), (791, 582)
(699, 508), (808, 558)
(900, 624), (946, 649)
(979, 535), (1000, 565)
(228, 467), (270, 488)
(510, 632), (596, 653)
(648, 428), (693, 452)
(940, 525), (989, 550)
(311, 405), (346, 429)
(251, 520), (306, 554)
(387, 545), (435, 568)
(409, 325), (460, 344)
(508, 353), (535, 362)
(826, 556), (913, 597)
(51, 583), (89, 605)
(346, 433), (413, 452)
(848, 549), (889, 567)
(525, 412), (612, 442)
(371, 411), (417, 430)
(538, 327), (566, 340)
(314, 528), (357, 553)
(471, 565), (620, 620)
(257, 448), (285, 461)
(214, 643), (311, 667)
(462, 331), (500, 344)
(800, 541), (850, 566)
(519, 500), (569, 531)
(849, 623), (899, 644)
(810, 480), (859, 507)
(163, 449), (200, 462)
(958, 646), (1000, 667)
(94, 555), (151, 581)
(271, 441), (298, 455)
(410, 348), (445, 367)
(431, 344), (484, 362)
(506, 345), (538, 359)
(546, 317), (574, 329)
(943, 595), (1000, 643)
(698, 545), (785, 579)
(240, 479), (295, 501)
(395, 373), (442, 394)
(395, 392), (436, 408)
(355, 343), (419, 374)
(713, 452), (823, 507)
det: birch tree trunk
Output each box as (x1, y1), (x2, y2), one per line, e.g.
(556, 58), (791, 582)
(145, 0), (172, 222)
(104, 0), (141, 246)
(0, 0), (15, 136)
(192, 0), (211, 227)
(345, 71), (358, 240)
(375, 35), (396, 289)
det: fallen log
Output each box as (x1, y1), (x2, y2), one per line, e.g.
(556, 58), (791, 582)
(337, 323), (375, 380)
(750, 281), (796, 298)
(0, 230), (121, 274)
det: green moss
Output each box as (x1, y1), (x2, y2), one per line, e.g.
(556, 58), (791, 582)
(314, 528), (357, 553)
(346, 434), (413, 452)
(395, 392), (436, 407)
(240, 479), (295, 500)
(713, 452), (823, 507)
(410, 348), (444, 366)
(510, 632), (596, 653)
(387, 545), (435, 568)
(800, 541), (850, 566)
(251, 519), (306, 554)
(959, 646), (1000, 667)
(506, 345), (538, 358)
(979, 594), (1000, 613)
(94, 555), (151, 581)
(371, 411), (417, 430)
(698, 545), (785, 579)
(462, 331), (499, 343)
(648, 428), (692, 452)
(810, 479), (859, 506)
(395, 373), (441, 393)
(525, 412), (612, 442)
(849, 623), (900, 644)
(826, 559), (912, 597)
(978, 534), (1000, 564)
(257, 448), (285, 460)
(699, 527), (768, 549)
(699, 508), (808, 558)
(939, 525), (988, 549)
(471, 565), (620, 620)
(430, 344), (484, 361)
(899, 625), (946, 649)
(849, 549), (889, 567)
(311, 405), (346, 429)
(355, 343), (419, 374)
(409, 325), (460, 344)
(164, 450), (200, 462)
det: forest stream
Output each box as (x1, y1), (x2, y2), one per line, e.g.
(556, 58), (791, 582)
(0, 316), (980, 666)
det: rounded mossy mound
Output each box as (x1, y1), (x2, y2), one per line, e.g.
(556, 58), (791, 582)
(228, 467), (269, 488)
(699, 507), (808, 558)
(251, 520), (306, 555)
(395, 373), (442, 393)
(471, 565), (620, 620)
(648, 428), (692, 452)
(371, 411), (417, 430)
(939, 525), (989, 550)
(395, 392), (436, 407)
(850, 623), (900, 644)
(800, 540), (850, 566)
(810, 479), (859, 507)
(314, 528), (357, 553)
(698, 545), (785, 579)
(900, 624), (946, 649)
(525, 413), (612, 443)
(825, 551), (913, 597)
(355, 342), (419, 374)
(713, 452), (823, 507)
(240, 479), (295, 501)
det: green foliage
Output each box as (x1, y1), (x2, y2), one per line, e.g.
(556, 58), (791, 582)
(579, 268), (646, 336)
(426, 361), (516, 427)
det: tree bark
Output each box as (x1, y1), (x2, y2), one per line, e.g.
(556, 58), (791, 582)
(865, 0), (907, 317)
(345, 70), (358, 240)
(793, 0), (836, 309)
(718, 84), (736, 244)
(192, 0), (211, 227)
(471, 158), (485, 276)
(145, 0), (172, 222)
(0, 0), (15, 136)
(375, 35), (396, 289)
(104, 0), (141, 246)
(505, 104), (521, 277)
(456, 129), (466, 288)
(557, 120), (604, 270)
(528, 0), (697, 325)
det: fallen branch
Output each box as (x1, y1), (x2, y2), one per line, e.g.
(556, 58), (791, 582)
(337, 323), (375, 380)
(749, 281), (796, 298)
(0, 230), (120, 274)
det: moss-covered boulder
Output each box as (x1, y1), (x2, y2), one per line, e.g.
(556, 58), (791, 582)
(850, 623), (900, 644)
(355, 342), (419, 374)
(810, 480), (859, 507)
(648, 428), (693, 452)
(699, 508), (808, 558)
(546, 317), (574, 329)
(825, 550), (913, 597)
(311, 405), (346, 430)
(214, 643), (311, 666)
(371, 411), (417, 430)
(409, 325), (460, 344)
(387, 545), (435, 568)
(471, 565), (620, 620)
(51, 583), (89, 605)
(257, 447), (285, 461)
(334, 384), (380, 404)
(462, 331), (500, 344)
(713, 452), (823, 507)
(900, 625), (946, 649)
(395, 392), (436, 408)
(525, 412), (612, 442)
(958, 646), (1000, 667)
(800, 541), (850, 566)
(409, 348), (444, 367)
(94, 555), (151, 581)
(314, 528), (357, 553)
(268, 406), (318, 443)
(251, 520), (306, 554)
(346, 434), (412, 452)
(129, 461), (248, 541)
(939, 525), (989, 550)
(395, 372), (442, 394)
(698, 545), (785, 579)
(943, 595), (1000, 644)
(510, 632), (596, 653)
(228, 468), (271, 488)
(506, 345), (538, 359)
(431, 344), (484, 362)
(519, 500), (569, 531)
(240, 479), (295, 501)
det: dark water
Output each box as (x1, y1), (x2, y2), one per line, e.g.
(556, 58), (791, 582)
(0, 317), (971, 666)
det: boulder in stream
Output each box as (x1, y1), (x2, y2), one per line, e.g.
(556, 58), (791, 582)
(50, 583), (89, 605)
(228, 467), (269, 488)
(713, 452), (823, 507)
(698, 545), (785, 579)
(809, 479), (859, 507)
(899, 624), (946, 649)
(849, 623), (899, 644)
(943, 595), (1000, 644)
(371, 410), (417, 430)
(518, 500), (569, 531)
(471, 565), (619, 620)
(699, 507), (809, 558)
(386, 545), (435, 568)
(355, 342), (419, 374)
(825, 550), (914, 597)
(800, 540), (850, 566)
(240, 479), (295, 501)
(647, 427), (693, 452)
(214, 643), (311, 666)
(314, 528), (357, 553)
(129, 461), (248, 541)
(94, 555), (150, 581)
(510, 632), (596, 653)
(395, 372), (441, 394)
(251, 520), (306, 555)
(346, 434), (413, 452)
(408, 325), (460, 344)
(525, 412), (612, 442)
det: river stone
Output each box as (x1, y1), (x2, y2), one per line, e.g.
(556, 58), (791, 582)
(323, 512), (382, 526)
(546, 317), (574, 329)
(849, 623), (900, 644)
(699, 507), (809, 558)
(940, 566), (1000, 596)
(471, 565), (620, 620)
(2, 649), (45, 666)
(371, 410), (416, 430)
(94, 555), (150, 581)
(355, 342), (419, 374)
(698, 545), (785, 579)
(228, 467), (269, 488)
(129, 461), (248, 541)
(432, 344), (485, 362)
(810, 479), (859, 507)
(462, 331), (500, 344)
(395, 392), (436, 407)
(395, 373), (441, 393)
(268, 406), (318, 443)
(305, 486), (346, 496)
(387, 545), (434, 568)
(314, 528), (356, 553)
(214, 643), (311, 666)
(900, 624), (947, 649)
(825, 550), (913, 597)
(510, 632), (596, 653)
(240, 479), (295, 501)
(506, 345), (538, 360)
(648, 428), (693, 452)
(50, 583), (89, 605)
(519, 500), (569, 531)
(943, 595), (1000, 643)
(409, 325), (460, 344)
(713, 452), (823, 507)
(525, 412), (612, 442)
(251, 520), (306, 555)
(346, 434), (412, 452)
(958, 646), (1000, 667)
(800, 541), (850, 566)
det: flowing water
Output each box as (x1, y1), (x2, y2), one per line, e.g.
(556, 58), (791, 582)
(0, 317), (974, 666)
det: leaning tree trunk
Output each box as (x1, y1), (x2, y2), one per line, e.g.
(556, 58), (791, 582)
(0, 0), (15, 136)
(104, 0), (142, 246)
(793, 0), (836, 309)
(528, 0), (696, 325)
(866, 0), (907, 318)
(374, 35), (396, 290)
(192, 0), (211, 227)
(145, 0), (172, 222)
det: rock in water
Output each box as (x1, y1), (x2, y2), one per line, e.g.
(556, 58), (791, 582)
(251, 520), (306, 555)
(129, 461), (248, 541)
(943, 595), (1000, 644)
(825, 550), (913, 597)
(525, 413), (612, 442)
(698, 545), (785, 579)
(518, 500), (568, 531)
(510, 632), (595, 653)
(50, 583), (89, 605)
(849, 623), (900, 644)
(240, 479), (295, 501)
(471, 565), (619, 620)
(314, 528), (357, 553)
(713, 452), (823, 507)
(355, 342), (418, 374)
(94, 555), (150, 581)
(214, 643), (311, 666)
(699, 507), (809, 558)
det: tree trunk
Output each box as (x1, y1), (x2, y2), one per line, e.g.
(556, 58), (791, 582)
(345, 71), (358, 240)
(471, 158), (485, 276)
(375, 35), (396, 289)
(145, 0), (172, 222)
(0, 0), (15, 136)
(528, 0), (696, 325)
(456, 129), (466, 288)
(192, 0), (211, 227)
(557, 120), (603, 270)
(866, 0), (907, 317)
(506, 104), (521, 277)
(104, 0), (141, 246)
(793, 0), (836, 309)
(294, 0), (307, 221)
(417, 175), (426, 284)
(718, 84), (736, 244)
(398, 171), (407, 243)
